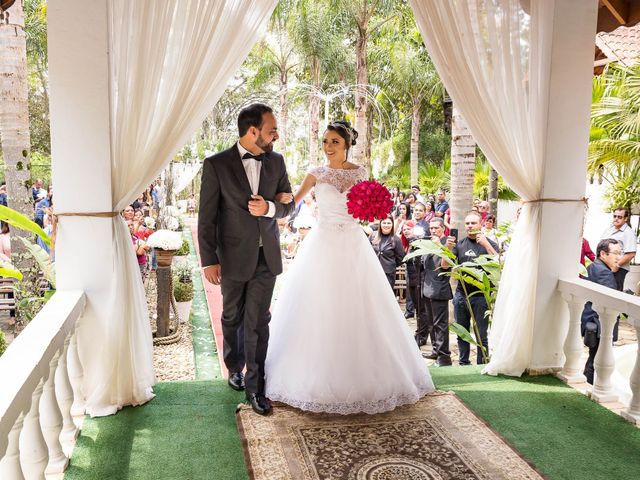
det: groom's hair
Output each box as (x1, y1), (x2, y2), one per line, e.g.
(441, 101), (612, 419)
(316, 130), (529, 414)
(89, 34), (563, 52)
(238, 103), (273, 137)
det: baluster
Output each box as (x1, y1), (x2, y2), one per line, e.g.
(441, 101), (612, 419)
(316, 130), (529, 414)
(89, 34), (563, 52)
(41, 351), (68, 474)
(56, 334), (79, 452)
(590, 305), (619, 403)
(67, 330), (85, 418)
(0, 413), (26, 480)
(19, 375), (49, 479)
(622, 317), (640, 425)
(558, 293), (587, 383)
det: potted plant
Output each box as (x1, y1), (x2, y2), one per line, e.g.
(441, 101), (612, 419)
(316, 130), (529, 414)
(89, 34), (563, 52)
(174, 239), (190, 257)
(173, 269), (194, 324)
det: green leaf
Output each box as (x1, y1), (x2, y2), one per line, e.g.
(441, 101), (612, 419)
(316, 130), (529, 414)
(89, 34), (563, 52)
(449, 323), (478, 346)
(578, 263), (588, 277)
(0, 205), (51, 247)
(17, 237), (55, 288)
(0, 267), (23, 281)
(403, 239), (455, 262)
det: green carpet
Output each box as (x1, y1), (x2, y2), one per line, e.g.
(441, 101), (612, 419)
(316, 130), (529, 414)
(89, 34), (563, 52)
(431, 366), (640, 480)
(183, 229), (221, 380)
(64, 380), (247, 480)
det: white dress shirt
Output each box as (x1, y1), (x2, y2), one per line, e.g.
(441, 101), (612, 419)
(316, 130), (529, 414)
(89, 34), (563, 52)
(237, 141), (276, 218)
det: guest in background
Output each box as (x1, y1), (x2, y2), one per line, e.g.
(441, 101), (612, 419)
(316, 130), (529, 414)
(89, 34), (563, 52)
(370, 215), (405, 290)
(394, 202), (410, 236)
(482, 214), (499, 245)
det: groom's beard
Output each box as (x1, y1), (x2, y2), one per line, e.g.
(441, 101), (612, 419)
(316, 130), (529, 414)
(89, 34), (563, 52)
(256, 133), (274, 153)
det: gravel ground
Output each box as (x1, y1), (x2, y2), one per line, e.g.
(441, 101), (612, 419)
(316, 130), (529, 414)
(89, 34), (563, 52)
(146, 270), (196, 382)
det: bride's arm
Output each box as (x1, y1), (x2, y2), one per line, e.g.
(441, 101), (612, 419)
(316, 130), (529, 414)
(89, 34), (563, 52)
(276, 174), (316, 204)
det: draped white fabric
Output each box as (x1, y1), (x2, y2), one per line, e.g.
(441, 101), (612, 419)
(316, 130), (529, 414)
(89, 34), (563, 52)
(83, 0), (277, 416)
(172, 162), (203, 196)
(409, 0), (554, 376)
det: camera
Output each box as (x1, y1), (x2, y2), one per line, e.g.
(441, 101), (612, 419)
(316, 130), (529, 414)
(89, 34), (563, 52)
(450, 228), (458, 241)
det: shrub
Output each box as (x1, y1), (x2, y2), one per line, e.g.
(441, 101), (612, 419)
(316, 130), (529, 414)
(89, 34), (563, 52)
(173, 280), (194, 302)
(174, 239), (190, 256)
(0, 330), (7, 356)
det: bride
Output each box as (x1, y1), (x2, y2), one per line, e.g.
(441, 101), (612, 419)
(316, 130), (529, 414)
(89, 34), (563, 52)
(265, 120), (434, 415)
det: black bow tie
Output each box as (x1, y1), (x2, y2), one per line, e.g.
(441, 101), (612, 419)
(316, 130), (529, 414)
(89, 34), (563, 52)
(242, 152), (266, 162)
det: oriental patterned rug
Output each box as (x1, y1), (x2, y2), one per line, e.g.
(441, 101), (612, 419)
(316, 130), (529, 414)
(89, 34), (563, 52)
(236, 392), (545, 480)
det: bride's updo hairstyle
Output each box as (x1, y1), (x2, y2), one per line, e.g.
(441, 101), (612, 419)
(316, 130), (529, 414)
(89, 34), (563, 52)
(326, 120), (359, 151)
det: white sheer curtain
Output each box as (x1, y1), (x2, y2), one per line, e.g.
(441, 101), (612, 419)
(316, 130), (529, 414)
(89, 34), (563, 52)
(172, 162), (203, 196)
(83, 0), (277, 416)
(409, 0), (554, 376)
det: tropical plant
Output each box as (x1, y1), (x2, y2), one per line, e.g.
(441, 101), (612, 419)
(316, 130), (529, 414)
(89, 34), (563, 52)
(589, 63), (640, 215)
(405, 238), (503, 362)
(473, 161), (519, 201)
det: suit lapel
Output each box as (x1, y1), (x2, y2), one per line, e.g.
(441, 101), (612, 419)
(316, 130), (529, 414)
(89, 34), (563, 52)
(228, 144), (253, 195)
(257, 151), (274, 197)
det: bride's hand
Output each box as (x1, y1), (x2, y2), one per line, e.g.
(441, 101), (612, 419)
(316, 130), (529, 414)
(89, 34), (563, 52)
(275, 192), (294, 204)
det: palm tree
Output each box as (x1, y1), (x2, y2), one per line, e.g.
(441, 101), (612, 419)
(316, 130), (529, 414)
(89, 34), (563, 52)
(331, 0), (397, 169)
(0, 0), (35, 266)
(449, 105), (476, 236)
(589, 63), (640, 216)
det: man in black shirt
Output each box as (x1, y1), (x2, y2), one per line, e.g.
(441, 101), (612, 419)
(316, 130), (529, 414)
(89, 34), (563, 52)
(442, 211), (498, 365)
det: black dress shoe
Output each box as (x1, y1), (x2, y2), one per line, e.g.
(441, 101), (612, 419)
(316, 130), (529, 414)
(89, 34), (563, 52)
(435, 356), (453, 367)
(246, 393), (272, 415)
(228, 371), (245, 391)
(422, 352), (438, 360)
(415, 335), (427, 347)
(404, 311), (415, 319)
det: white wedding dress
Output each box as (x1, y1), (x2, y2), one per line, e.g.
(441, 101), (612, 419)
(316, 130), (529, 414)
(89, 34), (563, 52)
(265, 166), (434, 415)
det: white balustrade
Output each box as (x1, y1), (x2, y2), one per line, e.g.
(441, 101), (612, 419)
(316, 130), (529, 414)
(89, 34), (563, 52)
(0, 291), (86, 480)
(558, 278), (640, 424)
(557, 293), (587, 383)
(622, 317), (640, 425)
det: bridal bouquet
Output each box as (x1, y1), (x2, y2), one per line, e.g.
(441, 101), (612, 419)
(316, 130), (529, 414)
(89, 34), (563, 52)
(346, 180), (394, 223)
(147, 230), (183, 251)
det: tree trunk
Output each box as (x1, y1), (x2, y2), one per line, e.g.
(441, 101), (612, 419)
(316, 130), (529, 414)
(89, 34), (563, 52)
(489, 166), (499, 221)
(279, 68), (288, 158)
(308, 57), (321, 167)
(450, 105), (476, 239)
(0, 1), (35, 267)
(410, 100), (421, 186)
(352, 29), (368, 168)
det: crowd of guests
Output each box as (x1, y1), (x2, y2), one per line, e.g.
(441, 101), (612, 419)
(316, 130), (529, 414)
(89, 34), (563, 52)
(122, 181), (163, 278)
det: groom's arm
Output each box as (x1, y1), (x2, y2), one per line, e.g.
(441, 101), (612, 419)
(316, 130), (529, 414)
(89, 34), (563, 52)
(272, 155), (295, 219)
(198, 157), (221, 268)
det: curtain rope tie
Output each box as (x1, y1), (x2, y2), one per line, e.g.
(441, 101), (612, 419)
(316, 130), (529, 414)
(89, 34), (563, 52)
(49, 211), (121, 261)
(522, 197), (587, 204)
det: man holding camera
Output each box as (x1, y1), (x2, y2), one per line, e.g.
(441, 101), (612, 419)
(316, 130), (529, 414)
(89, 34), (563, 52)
(422, 217), (453, 366)
(442, 211), (498, 365)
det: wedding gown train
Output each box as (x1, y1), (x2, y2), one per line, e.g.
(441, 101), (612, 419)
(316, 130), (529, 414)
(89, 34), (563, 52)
(265, 166), (434, 415)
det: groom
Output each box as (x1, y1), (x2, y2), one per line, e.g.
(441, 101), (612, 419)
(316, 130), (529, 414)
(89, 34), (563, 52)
(198, 103), (295, 415)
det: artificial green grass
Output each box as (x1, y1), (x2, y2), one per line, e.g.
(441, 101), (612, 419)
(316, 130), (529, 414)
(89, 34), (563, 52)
(431, 366), (640, 480)
(64, 380), (247, 480)
(183, 229), (221, 380)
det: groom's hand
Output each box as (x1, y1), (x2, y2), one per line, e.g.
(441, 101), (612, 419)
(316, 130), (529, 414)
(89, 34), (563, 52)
(248, 195), (268, 216)
(203, 264), (222, 285)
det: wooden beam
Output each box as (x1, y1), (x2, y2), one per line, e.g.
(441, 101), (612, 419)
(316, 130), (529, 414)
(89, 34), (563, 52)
(602, 0), (629, 25)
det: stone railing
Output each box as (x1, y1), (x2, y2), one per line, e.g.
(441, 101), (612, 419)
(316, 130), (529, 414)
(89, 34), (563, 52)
(557, 277), (640, 425)
(0, 290), (86, 479)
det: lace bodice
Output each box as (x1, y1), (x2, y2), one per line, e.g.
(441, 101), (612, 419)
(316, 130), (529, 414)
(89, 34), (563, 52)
(309, 166), (367, 193)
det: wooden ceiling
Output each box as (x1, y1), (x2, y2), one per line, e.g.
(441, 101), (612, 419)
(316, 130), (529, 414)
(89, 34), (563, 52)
(598, 0), (640, 33)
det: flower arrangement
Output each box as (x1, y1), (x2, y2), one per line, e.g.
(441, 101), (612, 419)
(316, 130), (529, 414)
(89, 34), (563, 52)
(147, 230), (183, 251)
(346, 180), (394, 222)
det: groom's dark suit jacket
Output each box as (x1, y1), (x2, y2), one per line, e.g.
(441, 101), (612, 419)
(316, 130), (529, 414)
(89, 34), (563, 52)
(198, 144), (294, 282)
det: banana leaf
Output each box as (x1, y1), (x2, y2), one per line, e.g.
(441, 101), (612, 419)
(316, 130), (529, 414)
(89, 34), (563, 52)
(0, 266), (23, 281)
(18, 237), (55, 288)
(0, 205), (51, 247)
(449, 323), (478, 346)
(403, 239), (456, 262)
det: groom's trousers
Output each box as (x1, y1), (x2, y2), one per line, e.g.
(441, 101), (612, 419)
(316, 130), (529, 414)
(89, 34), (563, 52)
(220, 248), (276, 394)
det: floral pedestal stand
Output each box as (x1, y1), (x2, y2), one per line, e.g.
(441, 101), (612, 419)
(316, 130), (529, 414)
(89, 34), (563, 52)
(155, 248), (176, 337)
